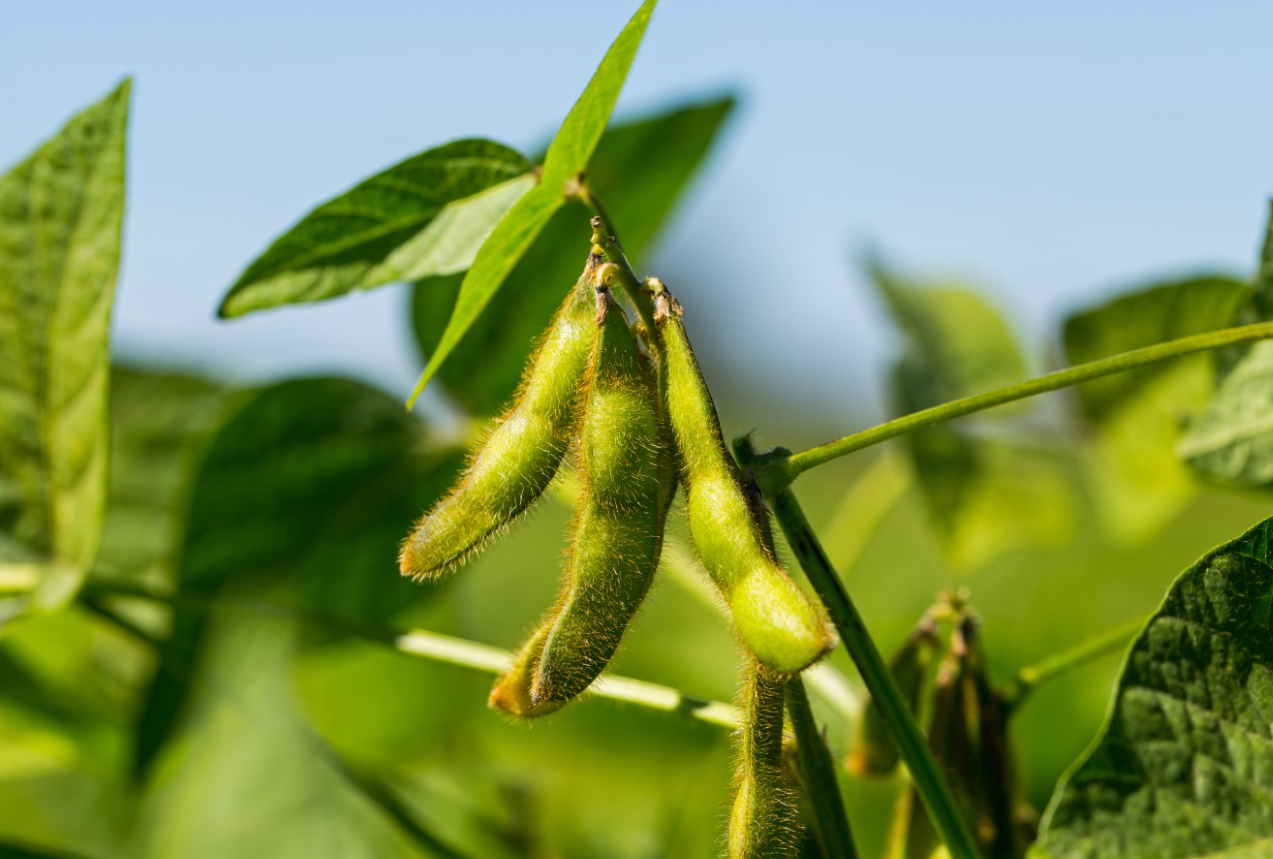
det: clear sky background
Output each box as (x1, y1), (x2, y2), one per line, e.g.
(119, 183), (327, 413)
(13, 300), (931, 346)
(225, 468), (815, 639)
(4, 1), (1273, 427)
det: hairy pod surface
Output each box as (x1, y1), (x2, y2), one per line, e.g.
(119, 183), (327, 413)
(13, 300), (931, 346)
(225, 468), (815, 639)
(651, 282), (835, 675)
(487, 621), (561, 718)
(728, 662), (799, 859)
(848, 618), (938, 778)
(399, 266), (597, 580)
(524, 287), (668, 709)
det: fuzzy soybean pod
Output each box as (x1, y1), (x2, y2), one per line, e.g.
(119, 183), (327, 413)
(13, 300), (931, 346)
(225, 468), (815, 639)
(728, 661), (799, 859)
(490, 284), (669, 715)
(651, 281), (835, 675)
(399, 265), (597, 581)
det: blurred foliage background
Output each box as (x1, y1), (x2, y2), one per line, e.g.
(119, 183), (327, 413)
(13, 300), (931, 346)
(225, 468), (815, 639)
(5, 10), (1273, 857)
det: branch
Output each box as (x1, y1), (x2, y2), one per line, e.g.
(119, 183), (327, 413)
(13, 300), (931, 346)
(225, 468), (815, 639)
(1002, 615), (1146, 710)
(787, 677), (859, 859)
(734, 438), (982, 859)
(81, 580), (742, 731)
(760, 321), (1273, 491)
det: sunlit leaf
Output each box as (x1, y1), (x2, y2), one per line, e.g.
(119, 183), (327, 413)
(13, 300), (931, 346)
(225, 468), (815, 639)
(1063, 275), (1247, 541)
(0, 80), (130, 617)
(406, 0), (658, 406)
(412, 95), (734, 415)
(218, 140), (533, 317)
(1039, 514), (1273, 859)
(132, 378), (461, 777)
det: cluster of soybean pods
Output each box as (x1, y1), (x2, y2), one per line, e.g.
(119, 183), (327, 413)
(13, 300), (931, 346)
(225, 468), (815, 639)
(399, 223), (837, 858)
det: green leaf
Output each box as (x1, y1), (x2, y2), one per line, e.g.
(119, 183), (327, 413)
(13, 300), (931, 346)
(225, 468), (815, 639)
(1038, 514), (1273, 859)
(0, 840), (101, 859)
(871, 259), (1072, 570)
(412, 95), (735, 415)
(1180, 207), (1273, 489)
(135, 596), (443, 859)
(0, 80), (130, 615)
(132, 378), (461, 777)
(1062, 276), (1248, 541)
(406, 0), (658, 407)
(218, 140), (534, 317)
(95, 367), (235, 590)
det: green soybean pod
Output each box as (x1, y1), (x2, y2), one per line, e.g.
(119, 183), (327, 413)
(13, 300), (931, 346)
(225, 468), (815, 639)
(847, 618), (938, 778)
(530, 283), (667, 707)
(487, 620), (562, 718)
(650, 280), (835, 675)
(399, 262), (598, 581)
(729, 661), (799, 859)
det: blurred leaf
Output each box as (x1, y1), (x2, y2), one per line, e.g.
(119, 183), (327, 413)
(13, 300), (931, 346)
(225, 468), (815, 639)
(871, 259), (1025, 408)
(871, 260), (1072, 570)
(95, 368), (234, 591)
(413, 95), (735, 415)
(0, 840), (102, 858)
(1182, 206), (1273, 489)
(136, 595), (445, 859)
(406, 0), (657, 406)
(1064, 275), (1246, 421)
(1063, 276), (1248, 541)
(219, 140), (533, 317)
(0, 80), (130, 616)
(1039, 515), (1273, 859)
(132, 378), (461, 777)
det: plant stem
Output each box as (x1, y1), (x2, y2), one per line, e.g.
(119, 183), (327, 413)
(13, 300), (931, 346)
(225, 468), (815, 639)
(787, 677), (859, 859)
(743, 457), (981, 859)
(575, 183), (659, 334)
(761, 321), (1273, 491)
(1002, 615), (1146, 710)
(80, 580), (741, 730)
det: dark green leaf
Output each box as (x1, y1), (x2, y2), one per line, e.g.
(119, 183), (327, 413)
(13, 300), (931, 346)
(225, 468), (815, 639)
(413, 95), (735, 415)
(1039, 515), (1273, 859)
(0, 79), (130, 616)
(1062, 276), (1248, 541)
(218, 140), (533, 317)
(0, 840), (100, 859)
(132, 378), (461, 777)
(871, 260), (1072, 570)
(406, 0), (658, 406)
(95, 368), (234, 590)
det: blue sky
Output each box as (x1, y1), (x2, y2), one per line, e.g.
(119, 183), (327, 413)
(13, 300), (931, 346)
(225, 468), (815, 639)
(4, 1), (1273, 425)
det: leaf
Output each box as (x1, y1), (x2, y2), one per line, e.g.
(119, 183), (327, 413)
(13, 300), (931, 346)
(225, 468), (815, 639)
(1038, 515), (1273, 859)
(218, 140), (534, 317)
(871, 259), (1073, 570)
(1062, 276), (1248, 541)
(0, 79), (130, 617)
(406, 0), (658, 407)
(1181, 207), (1273, 489)
(0, 840), (102, 859)
(132, 377), (461, 777)
(1064, 276), (1248, 421)
(135, 595), (442, 859)
(94, 367), (234, 590)
(412, 95), (734, 415)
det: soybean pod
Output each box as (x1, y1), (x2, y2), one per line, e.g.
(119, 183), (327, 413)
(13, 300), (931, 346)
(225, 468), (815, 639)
(399, 261), (598, 581)
(650, 279), (835, 675)
(492, 278), (671, 714)
(728, 661), (799, 859)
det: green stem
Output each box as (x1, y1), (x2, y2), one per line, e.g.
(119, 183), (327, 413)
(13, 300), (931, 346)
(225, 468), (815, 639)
(743, 459), (981, 859)
(787, 677), (859, 859)
(1003, 615), (1146, 710)
(762, 321), (1273, 491)
(80, 581), (741, 731)
(575, 183), (658, 334)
